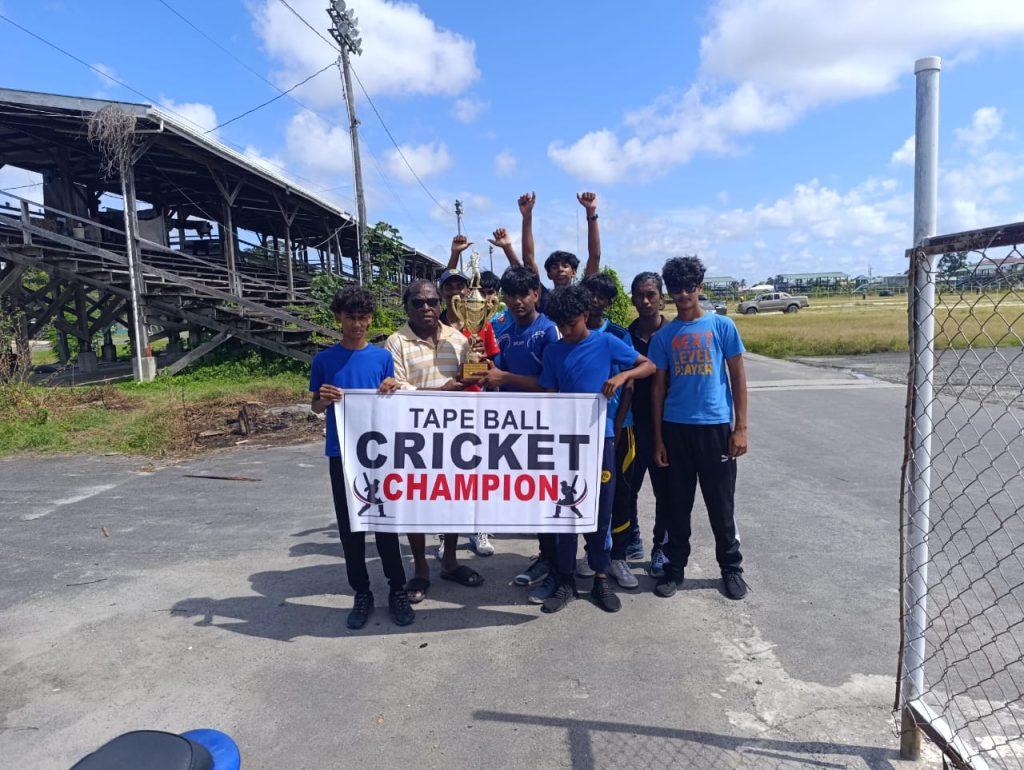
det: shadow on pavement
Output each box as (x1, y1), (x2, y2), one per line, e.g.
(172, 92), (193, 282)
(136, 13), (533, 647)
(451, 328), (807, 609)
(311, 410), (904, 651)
(170, 532), (541, 640)
(473, 711), (902, 770)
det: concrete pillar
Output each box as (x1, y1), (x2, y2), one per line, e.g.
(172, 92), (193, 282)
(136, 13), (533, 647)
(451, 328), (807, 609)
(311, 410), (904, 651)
(101, 329), (117, 362)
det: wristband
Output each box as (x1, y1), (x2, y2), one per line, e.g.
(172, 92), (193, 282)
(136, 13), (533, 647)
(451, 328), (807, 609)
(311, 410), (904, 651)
(586, 213), (598, 221)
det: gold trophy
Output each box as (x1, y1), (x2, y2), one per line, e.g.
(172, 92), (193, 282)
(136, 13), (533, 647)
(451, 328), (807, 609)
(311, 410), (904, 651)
(451, 253), (500, 380)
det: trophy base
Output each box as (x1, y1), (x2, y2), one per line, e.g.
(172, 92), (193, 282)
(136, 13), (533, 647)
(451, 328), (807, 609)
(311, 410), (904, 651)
(460, 361), (488, 380)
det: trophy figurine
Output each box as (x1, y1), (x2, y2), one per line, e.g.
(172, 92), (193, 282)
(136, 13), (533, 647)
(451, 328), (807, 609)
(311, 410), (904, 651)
(451, 253), (500, 380)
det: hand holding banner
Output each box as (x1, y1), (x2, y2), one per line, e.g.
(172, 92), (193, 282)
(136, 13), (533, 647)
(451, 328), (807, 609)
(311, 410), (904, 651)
(336, 391), (607, 534)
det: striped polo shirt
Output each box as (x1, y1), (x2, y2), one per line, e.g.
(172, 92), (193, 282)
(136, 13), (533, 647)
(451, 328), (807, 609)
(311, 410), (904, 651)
(385, 322), (470, 390)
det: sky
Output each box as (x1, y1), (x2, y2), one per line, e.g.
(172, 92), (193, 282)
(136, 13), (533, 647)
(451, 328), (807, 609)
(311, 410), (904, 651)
(2, 0), (1024, 283)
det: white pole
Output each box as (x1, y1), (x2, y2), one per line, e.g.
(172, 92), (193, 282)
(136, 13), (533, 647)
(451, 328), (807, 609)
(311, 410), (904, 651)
(902, 54), (940, 761)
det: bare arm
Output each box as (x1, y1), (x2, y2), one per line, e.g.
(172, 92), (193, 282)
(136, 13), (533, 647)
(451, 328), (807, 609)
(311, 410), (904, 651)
(310, 385), (341, 415)
(488, 227), (521, 268)
(602, 354), (655, 397)
(726, 353), (748, 457)
(578, 191), (601, 277)
(518, 192), (539, 276)
(447, 234), (473, 270)
(652, 369), (668, 467)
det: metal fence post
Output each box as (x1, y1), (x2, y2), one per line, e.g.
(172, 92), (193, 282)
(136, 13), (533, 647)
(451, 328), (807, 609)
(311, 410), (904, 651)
(901, 55), (941, 761)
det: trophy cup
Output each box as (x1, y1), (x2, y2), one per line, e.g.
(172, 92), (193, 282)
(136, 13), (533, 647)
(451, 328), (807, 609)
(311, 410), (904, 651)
(451, 253), (500, 380)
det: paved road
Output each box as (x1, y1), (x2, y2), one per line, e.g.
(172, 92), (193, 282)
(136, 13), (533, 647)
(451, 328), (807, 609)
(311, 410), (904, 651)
(0, 354), (937, 769)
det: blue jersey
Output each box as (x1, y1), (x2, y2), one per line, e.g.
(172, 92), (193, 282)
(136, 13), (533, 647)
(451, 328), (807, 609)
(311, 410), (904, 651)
(540, 331), (638, 437)
(495, 313), (559, 391)
(309, 344), (394, 457)
(594, 318), (635, 430)
(648, 313), (745, 425)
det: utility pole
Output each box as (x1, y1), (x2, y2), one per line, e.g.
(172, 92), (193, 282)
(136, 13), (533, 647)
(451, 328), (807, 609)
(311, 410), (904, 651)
(327, 1), (367, 284)
(454, 199), (464, 271)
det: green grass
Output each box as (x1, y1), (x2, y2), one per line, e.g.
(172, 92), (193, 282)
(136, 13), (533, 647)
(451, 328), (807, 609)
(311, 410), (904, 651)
(1, 351), (310, 458)
(663, 292), (1024, 358)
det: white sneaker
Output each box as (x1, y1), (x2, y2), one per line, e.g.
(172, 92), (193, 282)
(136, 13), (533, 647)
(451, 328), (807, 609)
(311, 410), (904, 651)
(608, 559), (639, 589)
(470, 532), (494, 556)
(435, 534), (445, 562)
(576, 557), (595, 578)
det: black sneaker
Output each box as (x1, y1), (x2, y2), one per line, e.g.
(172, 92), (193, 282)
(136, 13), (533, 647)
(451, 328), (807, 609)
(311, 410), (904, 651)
(590, 576), (621, 613)
(722, 571), (748, 600)
(389, 590), (415, 626)
(654, 569), (684, 598)
(541, 577), (578, 614)
(347, 591), (374, 629)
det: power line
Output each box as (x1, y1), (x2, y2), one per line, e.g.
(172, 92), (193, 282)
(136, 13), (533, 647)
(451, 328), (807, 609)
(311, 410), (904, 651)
(274, 0), (452, 217)
(0, 10), (338, 196)
(155, 0), (336, 121)
(347, 64), (452, 217)
(206, 61), (336, 133)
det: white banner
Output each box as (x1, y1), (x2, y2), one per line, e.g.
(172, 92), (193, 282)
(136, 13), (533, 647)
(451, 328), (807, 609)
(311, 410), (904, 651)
(335, 391), (606, 534)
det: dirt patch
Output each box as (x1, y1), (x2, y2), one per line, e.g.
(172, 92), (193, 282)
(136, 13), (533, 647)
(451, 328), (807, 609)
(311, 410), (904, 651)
(183, 399), (322, 452)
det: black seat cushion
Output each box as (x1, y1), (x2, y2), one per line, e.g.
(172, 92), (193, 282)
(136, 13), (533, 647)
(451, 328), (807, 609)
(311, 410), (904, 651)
(71, 731), (214, 770)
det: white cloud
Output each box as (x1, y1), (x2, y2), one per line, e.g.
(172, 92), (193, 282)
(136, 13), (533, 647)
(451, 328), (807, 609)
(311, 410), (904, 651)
(386, 141), (452, 184)
(494, 150), (518, 177)
(452, 97), (488, 123)
(550, 0), (1024, 182)
(91, 62), (120, 89)
(954, 106), (1003, 150)
(892, 135), (915, 166)
(160, 98), (219, 135)
(243, 145), (287, 176)
(251, 0), (478, 108)
(285, 110), (352, 173)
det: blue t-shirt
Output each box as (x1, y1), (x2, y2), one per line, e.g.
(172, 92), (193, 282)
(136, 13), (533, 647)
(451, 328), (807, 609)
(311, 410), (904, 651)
(594, 318), (635, 430)
(648, 313), (745, 425)
(540, 331), (639, 437)
(309, 344), (395, 457)
(495, 313), (559, 391)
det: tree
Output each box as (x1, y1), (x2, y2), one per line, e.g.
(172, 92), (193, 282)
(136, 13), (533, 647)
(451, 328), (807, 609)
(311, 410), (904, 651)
(938, 251), (968, 277)
(601, 267), (634, 327)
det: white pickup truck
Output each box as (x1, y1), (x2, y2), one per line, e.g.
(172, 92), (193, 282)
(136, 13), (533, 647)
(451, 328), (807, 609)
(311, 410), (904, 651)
(737, 292), (810, 314)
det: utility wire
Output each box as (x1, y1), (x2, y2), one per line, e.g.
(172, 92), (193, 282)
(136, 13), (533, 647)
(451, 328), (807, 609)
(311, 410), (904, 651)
(205, 61), (336, 133)
(274, 0), (452, 217)
(0, 9), (336, 196)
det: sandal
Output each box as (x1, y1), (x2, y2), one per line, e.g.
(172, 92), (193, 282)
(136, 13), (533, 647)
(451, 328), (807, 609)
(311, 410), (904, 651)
(404, 576), (431, 604)
(439, 565), (485, 587)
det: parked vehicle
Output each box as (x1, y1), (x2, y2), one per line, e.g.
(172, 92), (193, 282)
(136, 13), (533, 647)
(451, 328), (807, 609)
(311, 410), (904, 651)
(699, 294), (728, 315)
(736, 292), (809, 315)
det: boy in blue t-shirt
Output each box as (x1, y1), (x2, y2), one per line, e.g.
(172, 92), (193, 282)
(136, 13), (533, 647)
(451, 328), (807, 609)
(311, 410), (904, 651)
(479, 267), (561, 599)
(648, 257), (749, 601)
(309, 286), (414, 629)
(580, 272), (643, 590)
(539, 284), (655, 614)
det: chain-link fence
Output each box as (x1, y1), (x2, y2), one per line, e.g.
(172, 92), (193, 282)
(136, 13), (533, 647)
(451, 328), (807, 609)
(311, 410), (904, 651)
(899, 222), (1024, 768)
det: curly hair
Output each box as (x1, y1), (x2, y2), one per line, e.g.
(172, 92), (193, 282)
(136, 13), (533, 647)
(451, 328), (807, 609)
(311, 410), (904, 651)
(662, 256), (706, 292)
(544, 250), (580, 273)
(500, 266), (540, 296)
(330, 285), (376, 315)
(631, 271), (664, 294)
(544, 284), (593, 325)
(480, 270), (501, 291)
(581, 272), (617, 302)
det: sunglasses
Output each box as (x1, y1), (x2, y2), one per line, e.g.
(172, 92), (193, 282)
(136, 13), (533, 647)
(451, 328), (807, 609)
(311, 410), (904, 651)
(667, 284), (700, 295)
(409, 297), (440, 309)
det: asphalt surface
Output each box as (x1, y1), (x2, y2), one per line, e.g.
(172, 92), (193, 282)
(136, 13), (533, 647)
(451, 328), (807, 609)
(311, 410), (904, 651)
(0, 354), (941, 769)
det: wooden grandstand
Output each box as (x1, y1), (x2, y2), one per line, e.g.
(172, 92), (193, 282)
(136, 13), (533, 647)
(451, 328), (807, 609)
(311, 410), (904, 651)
(0, 88), (441, 381)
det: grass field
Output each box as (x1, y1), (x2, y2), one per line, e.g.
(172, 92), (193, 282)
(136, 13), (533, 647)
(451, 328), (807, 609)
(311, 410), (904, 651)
(0, 356), (309, 458)
(663, 294), (1024, 357)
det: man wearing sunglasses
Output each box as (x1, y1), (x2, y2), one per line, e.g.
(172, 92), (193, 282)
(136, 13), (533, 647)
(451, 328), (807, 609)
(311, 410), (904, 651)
(384, 279), (485, 602)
